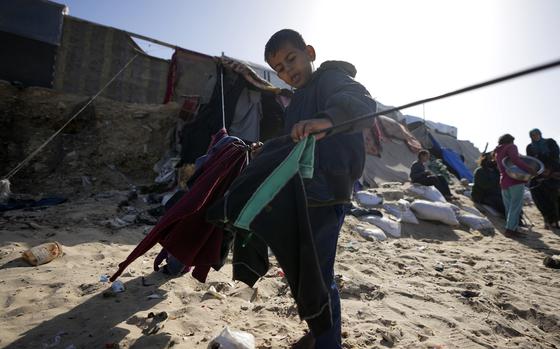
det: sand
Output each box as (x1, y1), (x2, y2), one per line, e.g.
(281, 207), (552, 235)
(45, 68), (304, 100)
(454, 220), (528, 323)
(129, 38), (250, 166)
(1, 188), (559, 349)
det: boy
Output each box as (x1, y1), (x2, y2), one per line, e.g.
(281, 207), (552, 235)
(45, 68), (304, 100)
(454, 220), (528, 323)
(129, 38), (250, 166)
(265, 29), (377, 348)
(410, 149), (453, 200)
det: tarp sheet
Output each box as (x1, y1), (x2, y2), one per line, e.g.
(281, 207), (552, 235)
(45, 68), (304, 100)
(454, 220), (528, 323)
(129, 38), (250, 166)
(429, 133), (474, 182)
(0, 0), (65, 45)
(362, 138), (418, 186)
(411, 124), (480, 171)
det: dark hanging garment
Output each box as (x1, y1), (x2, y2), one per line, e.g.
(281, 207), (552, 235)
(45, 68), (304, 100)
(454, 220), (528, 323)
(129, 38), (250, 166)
(111, 129), (249, 282)
(179, 66), (248, 164)
(207, 135), (333, 336)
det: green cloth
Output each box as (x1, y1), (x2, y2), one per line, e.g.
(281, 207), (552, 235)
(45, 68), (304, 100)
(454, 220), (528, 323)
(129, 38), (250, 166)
(234, 136), (316, 230)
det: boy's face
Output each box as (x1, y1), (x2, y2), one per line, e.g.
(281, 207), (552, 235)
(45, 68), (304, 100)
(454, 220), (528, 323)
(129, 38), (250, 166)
(267, 42), (315, 89)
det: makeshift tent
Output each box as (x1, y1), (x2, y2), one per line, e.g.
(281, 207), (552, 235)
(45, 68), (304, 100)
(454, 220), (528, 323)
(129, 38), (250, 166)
(405, 115), (458, 138)
(361, 113), (421, 186)
(153, 57), (287, 186)
(429, 134), (474, 182)
(410, 122), (480, 172)
(0, 0), (66, 88)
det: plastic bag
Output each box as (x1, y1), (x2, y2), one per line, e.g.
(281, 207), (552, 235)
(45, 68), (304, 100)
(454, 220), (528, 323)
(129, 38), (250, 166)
(406, 184), (446, 203)
(410, 200), (459, 226)
(207, 327), (255, 349)
(383, 199), (419, 224)
(355, 190), (383, 207)
(359, 215), (401, 237)
(356, 225), (387, 241)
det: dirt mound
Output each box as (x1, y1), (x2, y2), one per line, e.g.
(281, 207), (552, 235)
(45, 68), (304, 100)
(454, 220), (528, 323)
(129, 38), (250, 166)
(0, 81), (180, 196)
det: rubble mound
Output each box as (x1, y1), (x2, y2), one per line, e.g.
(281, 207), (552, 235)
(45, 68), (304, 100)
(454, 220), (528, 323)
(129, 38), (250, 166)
(0, 81), (180, 196)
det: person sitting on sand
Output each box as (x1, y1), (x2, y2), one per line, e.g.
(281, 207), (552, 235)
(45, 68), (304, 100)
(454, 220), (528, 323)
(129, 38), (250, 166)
(410, 149), (454, 200)
(472, 152), (505, 215)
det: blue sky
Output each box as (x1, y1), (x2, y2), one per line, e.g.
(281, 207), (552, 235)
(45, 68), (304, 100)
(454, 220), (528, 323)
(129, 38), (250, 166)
(52, 0), (560, 151)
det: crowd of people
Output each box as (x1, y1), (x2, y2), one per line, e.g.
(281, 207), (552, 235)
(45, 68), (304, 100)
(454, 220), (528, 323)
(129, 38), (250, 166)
(410, 130), (559, 236)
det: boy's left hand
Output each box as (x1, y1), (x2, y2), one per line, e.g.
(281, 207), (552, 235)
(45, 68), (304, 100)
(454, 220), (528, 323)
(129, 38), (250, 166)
(291, 118), (333, 142)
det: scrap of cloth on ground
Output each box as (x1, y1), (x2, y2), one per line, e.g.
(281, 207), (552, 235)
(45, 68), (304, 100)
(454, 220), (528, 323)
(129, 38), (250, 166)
(207, 135), (334, 336)
(110, 129), (249, 282)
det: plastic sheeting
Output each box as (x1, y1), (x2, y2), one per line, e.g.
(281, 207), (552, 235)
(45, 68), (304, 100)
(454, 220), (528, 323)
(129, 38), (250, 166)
(0, 0), (65, 45)
(429, 134), (474, 182)
(362, 139), (418, 187)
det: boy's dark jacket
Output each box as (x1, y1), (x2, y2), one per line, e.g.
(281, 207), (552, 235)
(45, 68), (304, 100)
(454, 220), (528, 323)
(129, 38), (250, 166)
(286, 60), (377, 205)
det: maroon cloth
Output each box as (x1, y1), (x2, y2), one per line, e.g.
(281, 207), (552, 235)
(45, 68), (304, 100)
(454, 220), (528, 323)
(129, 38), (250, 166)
(163, 49), (178, 103)
(495, 143), (533, 190)
(110, 134), (248, 282)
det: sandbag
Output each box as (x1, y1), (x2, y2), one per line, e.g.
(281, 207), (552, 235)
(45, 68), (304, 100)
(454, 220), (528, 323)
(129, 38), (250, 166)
(457, 213), (494, 231)
(406, 184), (446, 203)
(359, 215), (401, 237)
(383, 199), (419, 224)
(459, 206), (484, 217)
(410, 200), (459, 226)
(356, 225), (387, 241)
(355, 190), (383, 207)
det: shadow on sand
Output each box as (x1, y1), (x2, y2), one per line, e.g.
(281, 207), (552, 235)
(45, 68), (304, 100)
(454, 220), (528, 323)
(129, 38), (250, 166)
(4, 272), (174, 349)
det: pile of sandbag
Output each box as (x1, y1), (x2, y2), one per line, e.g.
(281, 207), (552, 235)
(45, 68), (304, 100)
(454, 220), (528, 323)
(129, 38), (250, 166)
(410, 200), (459, 226)
(455, 206), (494, 231)
(359, 215), (402, 238)
(405, 184), (446, 203)
(409, 199), (494, 231)
(383, 199), (419, 224)
(355, 190), (383, 207)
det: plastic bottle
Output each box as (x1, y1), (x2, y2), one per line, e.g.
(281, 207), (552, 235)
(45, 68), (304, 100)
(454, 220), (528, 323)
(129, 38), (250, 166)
(21, 242), (63, 266)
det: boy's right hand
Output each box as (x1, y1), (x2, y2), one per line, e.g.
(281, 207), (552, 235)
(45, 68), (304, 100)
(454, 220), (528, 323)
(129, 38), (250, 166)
(291, 118), (333, 142)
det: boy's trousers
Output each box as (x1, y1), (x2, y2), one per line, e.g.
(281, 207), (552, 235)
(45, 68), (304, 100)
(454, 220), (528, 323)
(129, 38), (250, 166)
(309, 204), (345, 349)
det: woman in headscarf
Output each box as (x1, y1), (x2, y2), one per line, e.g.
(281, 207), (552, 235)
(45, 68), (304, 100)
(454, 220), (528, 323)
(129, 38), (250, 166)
(471, 152), (505, 215)
(526, 128), (560, 229)
(494, 134), (536, 236)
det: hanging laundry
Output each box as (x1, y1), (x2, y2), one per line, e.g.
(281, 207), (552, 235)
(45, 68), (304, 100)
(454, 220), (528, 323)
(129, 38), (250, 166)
(110, 129), (249, 283)
(207, 135), (334, 336)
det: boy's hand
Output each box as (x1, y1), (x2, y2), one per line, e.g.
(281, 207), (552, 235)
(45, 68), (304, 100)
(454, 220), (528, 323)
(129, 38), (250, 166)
(291, 118), (333, 142)
(250, 142), (263, 157)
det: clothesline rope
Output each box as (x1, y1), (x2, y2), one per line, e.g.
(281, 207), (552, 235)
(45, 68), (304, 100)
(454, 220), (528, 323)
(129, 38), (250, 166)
(313, 57), (560, 137)
(2, 52), (140, 181)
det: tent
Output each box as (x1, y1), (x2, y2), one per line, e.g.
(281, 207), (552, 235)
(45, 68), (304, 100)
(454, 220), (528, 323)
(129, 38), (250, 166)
(150, 56), (291, 189)
(409, 121), (481, 172)
(428, 134), (474, 182)
(361, 114), (422, 186)
(0, 0), (66, 88)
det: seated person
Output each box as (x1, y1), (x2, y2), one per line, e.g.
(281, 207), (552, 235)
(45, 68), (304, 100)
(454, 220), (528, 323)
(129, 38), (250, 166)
(472, 152), (506, 215)
(410, 150), (453, 199)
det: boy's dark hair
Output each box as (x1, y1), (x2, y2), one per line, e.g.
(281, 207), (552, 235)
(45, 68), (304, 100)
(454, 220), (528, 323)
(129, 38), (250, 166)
(264, 29), (306, 62)
(418, 149), (430, 160)
(498, 134), (515, 145)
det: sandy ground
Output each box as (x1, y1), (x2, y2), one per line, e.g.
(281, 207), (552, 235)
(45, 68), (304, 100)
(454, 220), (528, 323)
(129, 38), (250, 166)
(1, 188), (559, 349)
